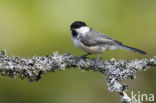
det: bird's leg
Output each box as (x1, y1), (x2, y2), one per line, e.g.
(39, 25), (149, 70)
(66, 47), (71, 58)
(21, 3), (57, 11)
(94, 53), (103, 68)
(79, 53), (91, 59)
(76, 53), (91, 62)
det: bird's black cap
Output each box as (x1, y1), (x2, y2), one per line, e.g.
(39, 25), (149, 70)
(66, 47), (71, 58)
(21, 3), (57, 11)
(70, 21), (87, 30)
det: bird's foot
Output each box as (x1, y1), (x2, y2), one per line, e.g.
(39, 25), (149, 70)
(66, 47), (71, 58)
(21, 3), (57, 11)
(93, 60), (98, 68)
(93, 56), (102, 68)
(75, 55), (86, 63)
(76, 53), (91, 62)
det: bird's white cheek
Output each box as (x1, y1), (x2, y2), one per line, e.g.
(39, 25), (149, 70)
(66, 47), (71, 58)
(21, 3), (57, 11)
(76, 27), (90, 34)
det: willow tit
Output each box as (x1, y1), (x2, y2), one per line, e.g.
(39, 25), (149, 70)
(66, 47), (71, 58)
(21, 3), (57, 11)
(70, 21), (146, 67)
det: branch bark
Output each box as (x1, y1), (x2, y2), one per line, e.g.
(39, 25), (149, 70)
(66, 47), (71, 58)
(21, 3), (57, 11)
(0, 50), (155, 103)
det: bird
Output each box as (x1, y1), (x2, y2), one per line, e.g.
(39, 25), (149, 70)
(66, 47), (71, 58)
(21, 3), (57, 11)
(70, 21), (146, 67)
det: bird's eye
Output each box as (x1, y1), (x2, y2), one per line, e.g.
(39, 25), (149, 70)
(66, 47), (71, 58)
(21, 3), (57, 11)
(71, 30), (78, 37)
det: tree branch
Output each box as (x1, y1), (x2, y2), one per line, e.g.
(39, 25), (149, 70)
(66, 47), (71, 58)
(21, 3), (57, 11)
(0, 50), (155, 103)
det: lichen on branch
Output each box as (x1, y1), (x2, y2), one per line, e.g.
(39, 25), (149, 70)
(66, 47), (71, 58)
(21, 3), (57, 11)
(0, 50), (155, 103)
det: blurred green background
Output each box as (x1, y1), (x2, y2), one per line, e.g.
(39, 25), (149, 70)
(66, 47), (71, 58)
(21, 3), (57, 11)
(0, 0), (156, 103)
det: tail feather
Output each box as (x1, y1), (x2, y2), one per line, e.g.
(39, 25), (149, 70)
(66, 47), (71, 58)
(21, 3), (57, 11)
(119, 45), (146, 55)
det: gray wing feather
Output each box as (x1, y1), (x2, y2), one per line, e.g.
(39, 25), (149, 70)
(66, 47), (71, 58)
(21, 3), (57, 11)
(78, 29), (122, 47)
